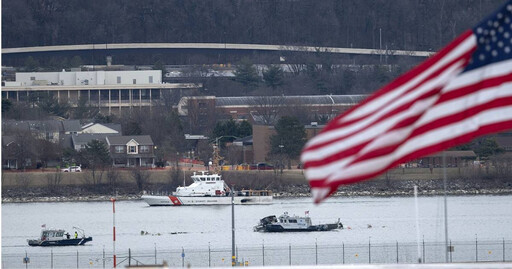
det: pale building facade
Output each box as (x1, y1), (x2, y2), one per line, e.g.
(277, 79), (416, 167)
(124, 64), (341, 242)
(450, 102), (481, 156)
(2, 70), (201, 115)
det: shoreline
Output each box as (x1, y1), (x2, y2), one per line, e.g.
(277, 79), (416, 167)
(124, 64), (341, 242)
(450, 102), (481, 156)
(3, 188), (511, 204)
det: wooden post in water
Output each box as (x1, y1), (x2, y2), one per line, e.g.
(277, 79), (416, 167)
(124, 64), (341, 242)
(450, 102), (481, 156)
(262, 240), (265, 266)
(475, 234), (478, 262)
(396, 241), (399, 263)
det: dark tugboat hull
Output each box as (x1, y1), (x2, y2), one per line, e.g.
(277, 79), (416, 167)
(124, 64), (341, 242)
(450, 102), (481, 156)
(260, 224), (341, 232)
(28, 237), (93, 246)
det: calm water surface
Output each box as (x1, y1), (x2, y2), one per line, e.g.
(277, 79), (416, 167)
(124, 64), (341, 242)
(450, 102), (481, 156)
(2, 195), (512, 267)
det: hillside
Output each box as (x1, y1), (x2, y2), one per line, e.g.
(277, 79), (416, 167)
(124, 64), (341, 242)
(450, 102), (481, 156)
(2, 0), (502, 51)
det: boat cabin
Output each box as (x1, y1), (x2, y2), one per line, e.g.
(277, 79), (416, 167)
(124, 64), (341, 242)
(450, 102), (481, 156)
(40, 229), (66, 241)
(191, 171), (222, 182)
(278, 212), (312, 226)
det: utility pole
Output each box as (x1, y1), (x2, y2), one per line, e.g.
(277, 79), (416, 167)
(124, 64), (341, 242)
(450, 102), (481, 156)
(111, 197), (116, 268)
(231, 186), (236, 266)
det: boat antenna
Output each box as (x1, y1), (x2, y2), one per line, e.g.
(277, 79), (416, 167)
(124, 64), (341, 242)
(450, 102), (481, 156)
(72, 226), (85, 237)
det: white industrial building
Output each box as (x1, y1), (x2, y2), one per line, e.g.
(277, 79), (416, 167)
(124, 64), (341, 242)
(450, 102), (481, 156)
(12, 70), (161, 86)
(2, 70), (201, 114)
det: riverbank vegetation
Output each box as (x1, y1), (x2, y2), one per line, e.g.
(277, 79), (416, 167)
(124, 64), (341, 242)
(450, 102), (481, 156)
(2, 167), (511, 203)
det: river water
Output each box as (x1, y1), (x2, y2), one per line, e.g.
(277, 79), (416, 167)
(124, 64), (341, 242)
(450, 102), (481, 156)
(2, 195), (512, 268)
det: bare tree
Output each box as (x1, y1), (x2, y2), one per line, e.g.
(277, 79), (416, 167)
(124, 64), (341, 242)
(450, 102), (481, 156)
(15, 172), (32, 189)
(131, 167), (151, 192)
(106, 167), (120, 193)
(168, 167), (182, 191)
(251, 96), (285, 125)
(46, 169), (63, 194)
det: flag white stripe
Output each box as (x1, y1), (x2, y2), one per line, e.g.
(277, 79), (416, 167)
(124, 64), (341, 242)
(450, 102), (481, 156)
(416, 82), (512, 128)
(341, 35), (476, 122)
(443, 58), (512, 93)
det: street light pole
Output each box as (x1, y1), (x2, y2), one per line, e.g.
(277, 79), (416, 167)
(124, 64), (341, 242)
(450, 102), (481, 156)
(278, 144), (284, 174)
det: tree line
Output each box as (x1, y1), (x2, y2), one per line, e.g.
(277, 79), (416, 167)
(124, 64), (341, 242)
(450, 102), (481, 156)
(2, 0), (502, 51)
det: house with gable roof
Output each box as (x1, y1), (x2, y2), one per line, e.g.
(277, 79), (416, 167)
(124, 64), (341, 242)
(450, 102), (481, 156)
(106, 135), (155, 167)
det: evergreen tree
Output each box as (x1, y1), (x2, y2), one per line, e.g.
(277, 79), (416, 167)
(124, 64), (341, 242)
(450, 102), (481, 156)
(24, 56), (40, 72)
(270, 116), (306, 159)
(263, 65), (284, 92)
(233, 58), (260, 89)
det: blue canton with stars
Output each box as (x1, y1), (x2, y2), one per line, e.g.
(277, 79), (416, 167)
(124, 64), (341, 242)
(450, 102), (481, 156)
(464, 0), (512, 72)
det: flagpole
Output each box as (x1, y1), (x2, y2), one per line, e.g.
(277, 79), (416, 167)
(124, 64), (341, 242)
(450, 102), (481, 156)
(443, 151), (449, 263)
(414, 185), (422, 263)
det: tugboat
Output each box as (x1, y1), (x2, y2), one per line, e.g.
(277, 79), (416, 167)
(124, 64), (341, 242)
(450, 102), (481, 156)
(28, 226), (92, 246)
(254, 212), (343, 232)
(142, 171), (273, 206)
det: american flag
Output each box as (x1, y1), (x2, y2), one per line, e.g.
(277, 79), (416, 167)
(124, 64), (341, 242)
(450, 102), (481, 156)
(301, 1), (512, 203)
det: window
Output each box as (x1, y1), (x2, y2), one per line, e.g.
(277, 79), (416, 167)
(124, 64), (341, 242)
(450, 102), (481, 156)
(117, 76), (121, 84)
(30, 77), (35, 81)
(140, 145), (150, 153)
(46, 132), (54, 140)
(149, 76), (153, 83)
(115, 146), (124, 153)
(128, 145), (137, 153)
(133, 79), (136, 84)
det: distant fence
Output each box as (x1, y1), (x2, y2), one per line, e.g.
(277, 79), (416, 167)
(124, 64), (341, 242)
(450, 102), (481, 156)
(3, 239), (510, 268)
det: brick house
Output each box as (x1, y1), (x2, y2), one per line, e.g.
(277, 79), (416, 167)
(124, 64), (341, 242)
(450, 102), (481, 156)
(106, 135), (155, 167)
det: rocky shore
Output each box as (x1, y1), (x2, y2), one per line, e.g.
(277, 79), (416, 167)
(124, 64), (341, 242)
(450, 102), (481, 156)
(2, 178), (511, 203)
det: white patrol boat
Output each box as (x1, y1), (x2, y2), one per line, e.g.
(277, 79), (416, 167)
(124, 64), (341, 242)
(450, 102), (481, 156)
(141, 171), (273, 206)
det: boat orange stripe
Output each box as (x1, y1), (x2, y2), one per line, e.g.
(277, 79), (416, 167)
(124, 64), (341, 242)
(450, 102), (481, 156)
(169, 196), (182, 205)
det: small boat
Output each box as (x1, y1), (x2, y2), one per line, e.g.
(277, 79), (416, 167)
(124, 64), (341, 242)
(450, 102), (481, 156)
(254, 212), (343, 232)
(142, 171), (273, 206)
(28, 227), (92, 246)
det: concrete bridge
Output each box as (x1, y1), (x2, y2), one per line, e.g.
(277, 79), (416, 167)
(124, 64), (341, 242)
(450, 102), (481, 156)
(2, 43), (433, 57)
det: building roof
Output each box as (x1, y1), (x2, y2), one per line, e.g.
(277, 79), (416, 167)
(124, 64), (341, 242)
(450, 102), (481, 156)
(81, 122), (122, 134)
(233, 136), (253, 146)
(495, 136), (512, 149)
(215, 95), (368, 107)
(102, 123), (122, 134)
(2, 136), (16, 147)
(426, 151), (477, 158)
(27, 120), (63, 132)
(71, 133), (120, 146)
(106, 135), (154, 145)
(62, 120), (81, 132)
(2, 121), (30, 133)
(3, 119), (82, 133)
